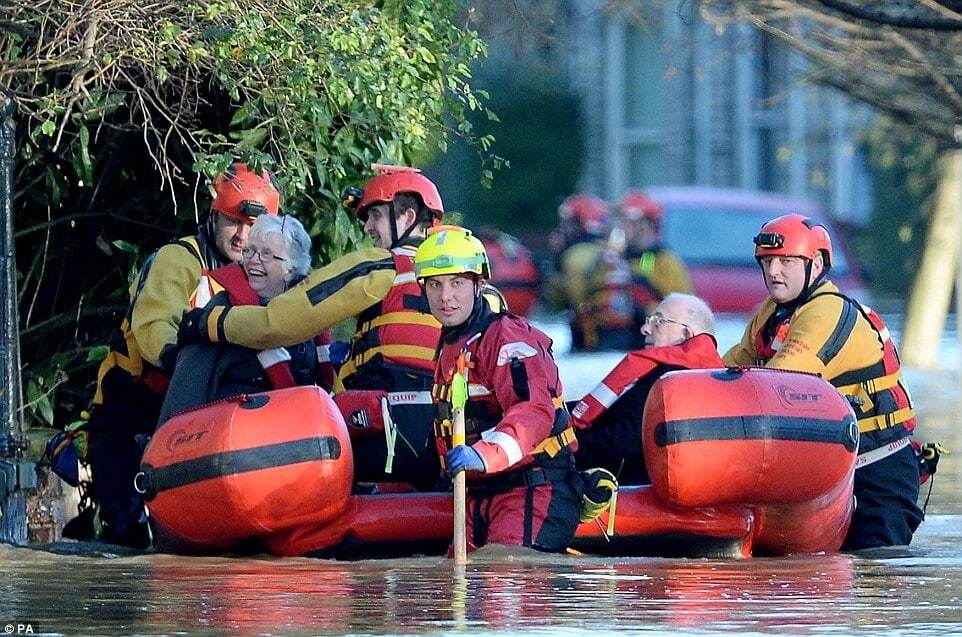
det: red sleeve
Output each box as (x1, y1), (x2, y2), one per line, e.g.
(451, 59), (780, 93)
(314, 331), (335, 392)
(471, 318), (560, 474)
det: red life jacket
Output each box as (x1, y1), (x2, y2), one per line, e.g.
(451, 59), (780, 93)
(338, 246), (441, 387)
(754, 291), (915, 439)
(570, 333), (723, 428)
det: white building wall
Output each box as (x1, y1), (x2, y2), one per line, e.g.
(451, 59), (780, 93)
(572, 2), (874, 223)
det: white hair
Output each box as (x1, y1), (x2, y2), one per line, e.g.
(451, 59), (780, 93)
(249, 214), (312, 276)
(662, 293), (715, 336)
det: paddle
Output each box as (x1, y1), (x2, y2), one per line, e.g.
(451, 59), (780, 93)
(450, 370), (469, 565)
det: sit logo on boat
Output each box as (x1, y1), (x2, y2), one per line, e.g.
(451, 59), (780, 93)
(165, 428), (209, 453)
(776, 384), (823, 409)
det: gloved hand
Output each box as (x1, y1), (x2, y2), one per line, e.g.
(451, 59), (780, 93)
(328, 340), (351, 367)
(445, 444), (485, 475)
(177, 306), (211, 349)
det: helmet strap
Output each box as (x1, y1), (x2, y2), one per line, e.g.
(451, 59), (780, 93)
(391, 201), (429, 248)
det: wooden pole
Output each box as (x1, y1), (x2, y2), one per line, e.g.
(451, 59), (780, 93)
(452, 406), (468, 565)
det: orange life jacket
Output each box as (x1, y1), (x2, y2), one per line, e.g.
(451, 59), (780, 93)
(337, 246), (441, 387)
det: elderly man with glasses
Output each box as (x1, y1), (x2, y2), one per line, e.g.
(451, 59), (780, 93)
(571, 293), (722, 485)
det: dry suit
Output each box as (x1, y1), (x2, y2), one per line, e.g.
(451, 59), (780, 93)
(86, 227), (227, 546)
(433, 296), (581, 553)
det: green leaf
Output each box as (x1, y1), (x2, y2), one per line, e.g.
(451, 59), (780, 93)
(40, 120), (56, 136)
(78, 125), (93, 184)
(111, 239), (138, 254)
(87, 345), (110, 362)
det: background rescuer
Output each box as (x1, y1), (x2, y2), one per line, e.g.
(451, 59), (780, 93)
(415, 226), (582, 553)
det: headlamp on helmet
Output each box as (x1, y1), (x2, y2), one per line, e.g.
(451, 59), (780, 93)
(753, 213), (833, 268)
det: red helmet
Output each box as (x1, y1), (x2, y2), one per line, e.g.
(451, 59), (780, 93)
(558, 194), (608, 236)
(210, 163), (281, 223)
(753, 213), (833, 267)
(355, 164), (443, 225)
(618, 189), (662, 223)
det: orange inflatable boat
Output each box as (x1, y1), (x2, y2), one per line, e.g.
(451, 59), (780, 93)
(139, 367), (857, 558)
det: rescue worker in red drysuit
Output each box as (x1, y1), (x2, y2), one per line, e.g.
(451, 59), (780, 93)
(82, 162), (280, 548)
(158, 214), (334, 422)
(571, 293), (722, 485)
(723, 213), (923, 550)
(417, 226), (581, 552)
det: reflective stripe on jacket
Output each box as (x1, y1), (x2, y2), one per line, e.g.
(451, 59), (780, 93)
(433, 302), (574, 476)
(338, 246), (441, 387)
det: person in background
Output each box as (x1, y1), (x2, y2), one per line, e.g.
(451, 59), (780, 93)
(545, 194), (611, 350)
(417, 225), (581, 553)
(724, 213), (923, 550)
(159, 214), (334, 422)
(83, 162), (281, 547)
(571, 293), (722, 485)
(585, 191), (694, 350)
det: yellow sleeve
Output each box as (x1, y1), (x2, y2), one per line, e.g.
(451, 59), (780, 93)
(650, 250), (693, 296)
(722, 324), (759, 366)
(220, 247), (396, 349)
(130, 242), (203, 366)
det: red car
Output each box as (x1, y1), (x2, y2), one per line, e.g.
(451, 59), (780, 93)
(649, 186), (869, 314)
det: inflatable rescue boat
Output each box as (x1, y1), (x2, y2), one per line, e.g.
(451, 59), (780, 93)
(138, 367), (858, 559)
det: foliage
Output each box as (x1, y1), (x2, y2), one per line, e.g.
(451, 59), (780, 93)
(862, 118), (940, 296)
(701, 1), (962, 147)
(1, 0), (492, 430)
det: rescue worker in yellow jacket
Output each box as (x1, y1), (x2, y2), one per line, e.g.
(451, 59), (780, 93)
(85, 162), (281, 547)
(179, 165), (447, 491)
(544, 194), (610, 350)
(585, 190), (693, 350)
(723, 213), (923, 550)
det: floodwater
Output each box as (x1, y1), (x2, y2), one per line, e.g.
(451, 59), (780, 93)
(1, 316), (961, 636)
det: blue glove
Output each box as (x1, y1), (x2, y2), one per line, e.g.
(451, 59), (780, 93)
(328, 340), (351, 367)
(446, 445), (485, 475)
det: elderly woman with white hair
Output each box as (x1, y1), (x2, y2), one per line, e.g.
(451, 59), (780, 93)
(158, 214), (334, 423)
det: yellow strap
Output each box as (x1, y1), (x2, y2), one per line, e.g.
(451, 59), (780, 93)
(531, 426), (576, 458)
(206, 305), (226, 343)
(358, 311), (441, 333)
(858, 406), (914, 433)
(338, 343), (438, 380)
(836, 369), (902, 396)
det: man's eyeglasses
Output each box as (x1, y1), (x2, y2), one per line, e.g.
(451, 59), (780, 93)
(242, 246), (286, 263)
(645, 313), (690, 331)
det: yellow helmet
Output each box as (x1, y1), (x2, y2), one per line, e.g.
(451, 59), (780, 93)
(415, 225), (491, 281)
